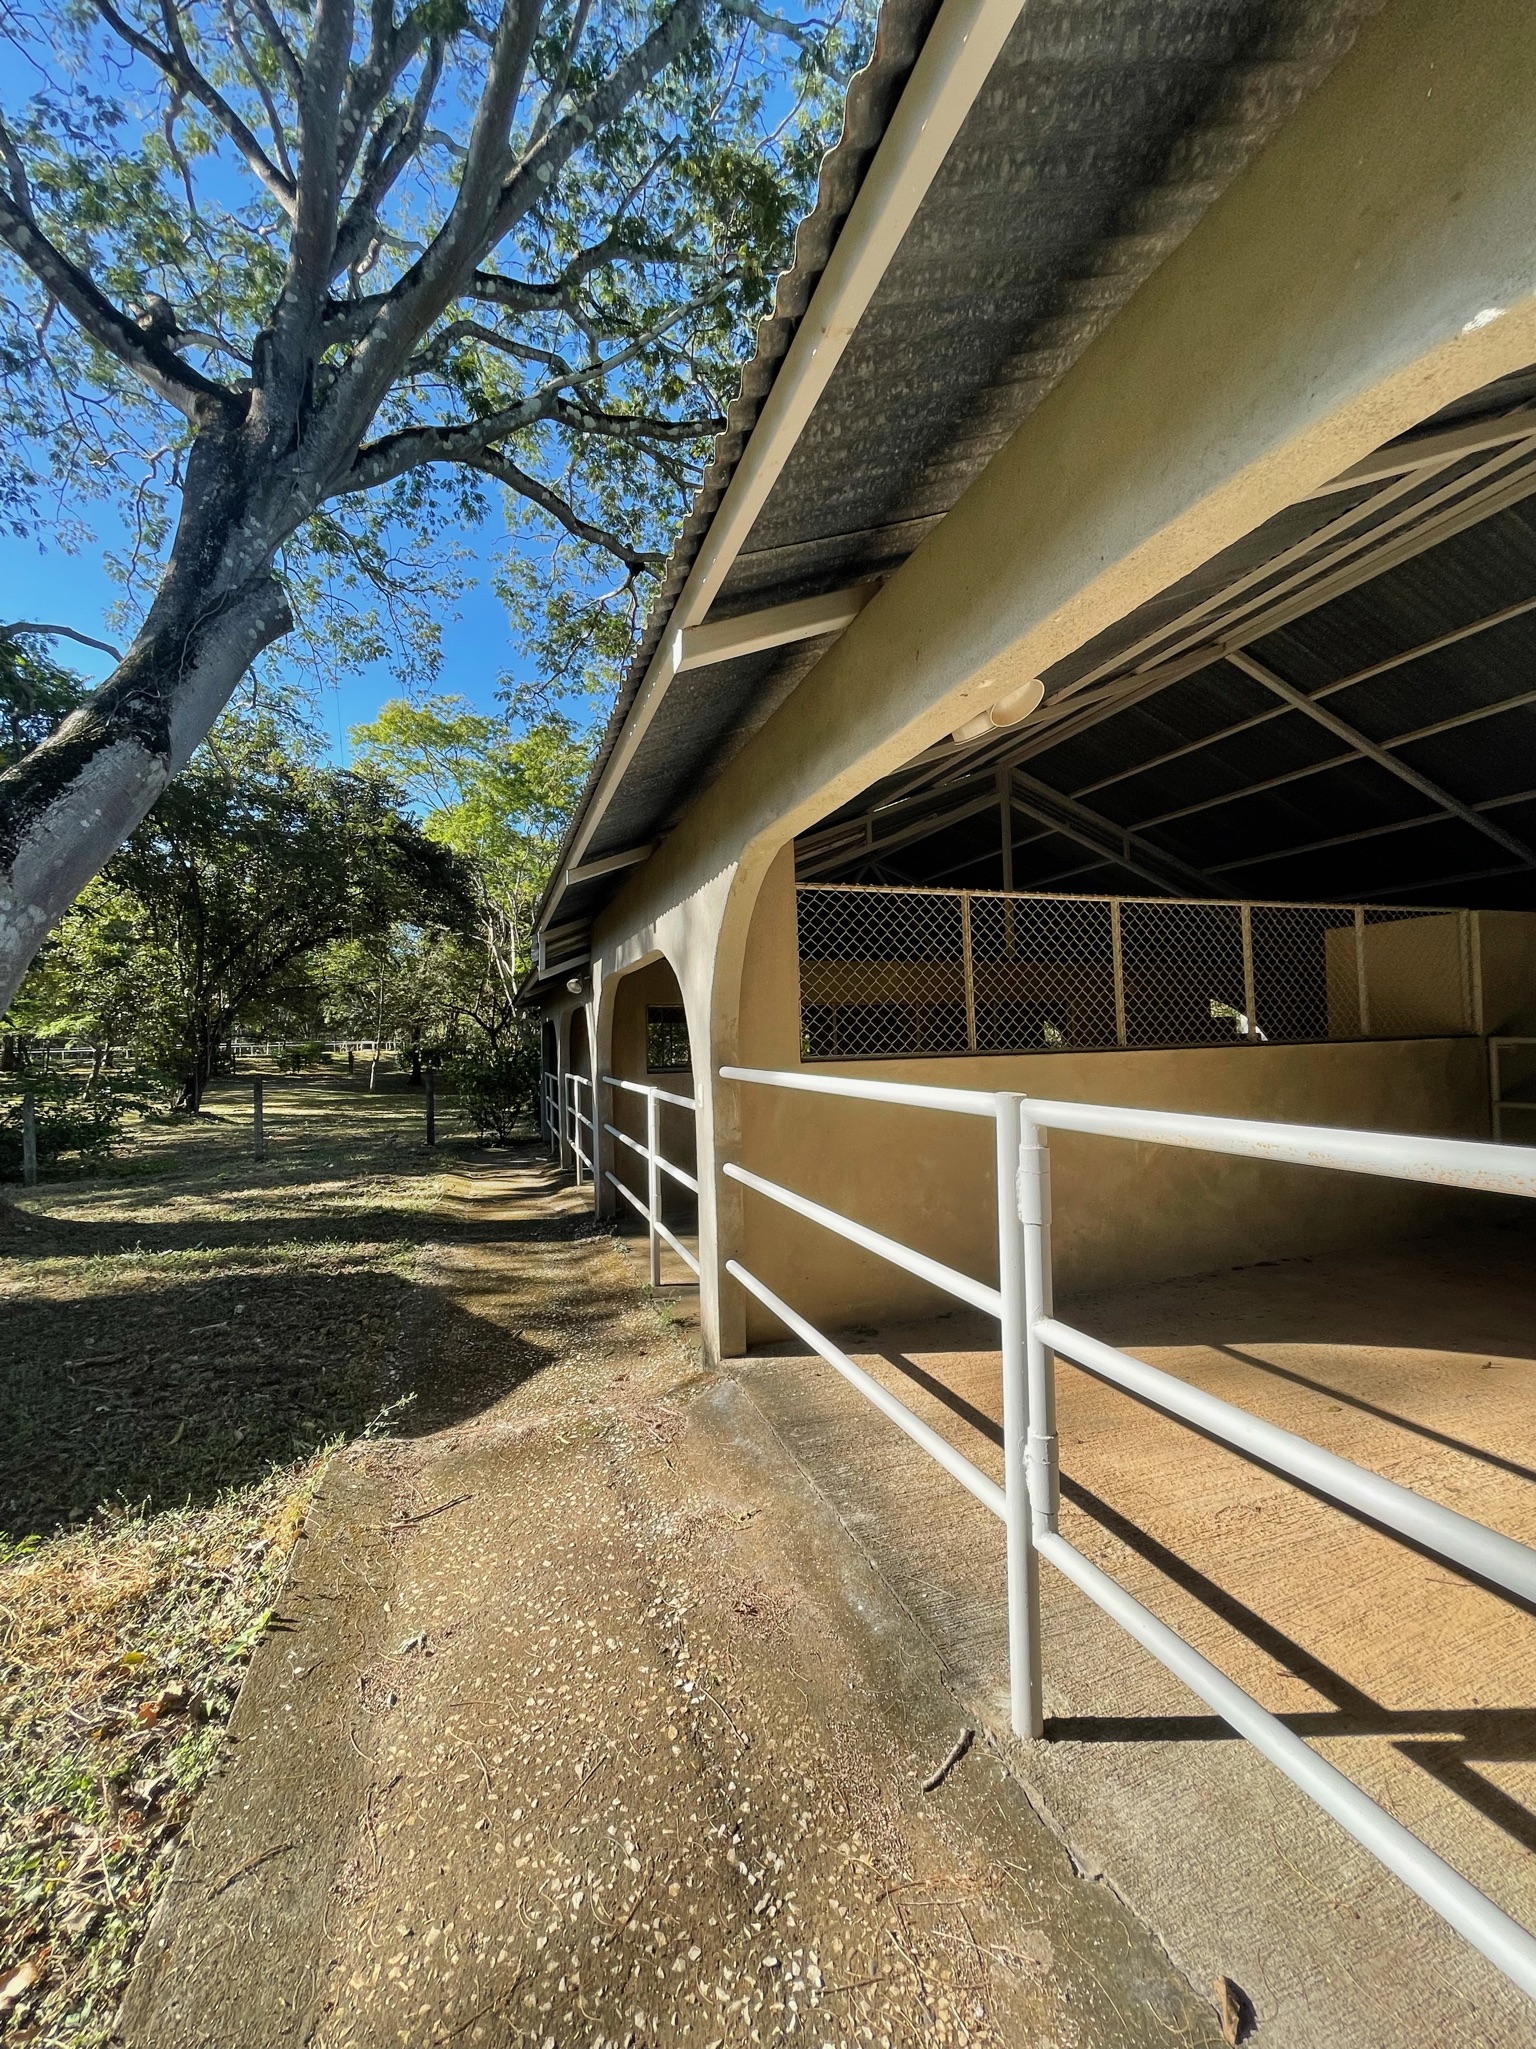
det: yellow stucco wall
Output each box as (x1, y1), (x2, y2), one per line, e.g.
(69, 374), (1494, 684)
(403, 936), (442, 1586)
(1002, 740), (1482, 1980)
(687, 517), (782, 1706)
(605, 957), (698, 1212)
(731, 851), (1500, 1336)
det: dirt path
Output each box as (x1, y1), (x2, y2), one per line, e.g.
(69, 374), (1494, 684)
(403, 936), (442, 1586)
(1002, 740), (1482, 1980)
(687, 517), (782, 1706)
(120, 1152), (1224, 2049)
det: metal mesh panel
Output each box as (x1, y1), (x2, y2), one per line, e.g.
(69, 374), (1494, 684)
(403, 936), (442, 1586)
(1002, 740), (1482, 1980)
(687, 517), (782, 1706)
(968, 892), (1117, 1050)
(1119, 899), (1245, 1048)
(797, 885), (1473, 1060)
(798, 886), (967, 1058)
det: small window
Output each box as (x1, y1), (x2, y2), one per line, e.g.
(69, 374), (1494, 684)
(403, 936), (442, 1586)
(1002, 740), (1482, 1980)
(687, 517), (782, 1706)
(646, 1005), (691, 1072)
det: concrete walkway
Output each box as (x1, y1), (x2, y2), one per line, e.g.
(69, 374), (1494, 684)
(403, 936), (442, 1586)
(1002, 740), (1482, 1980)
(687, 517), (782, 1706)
(738, 1221), (1536, 2048)
(121, 1153), (1223, 2049)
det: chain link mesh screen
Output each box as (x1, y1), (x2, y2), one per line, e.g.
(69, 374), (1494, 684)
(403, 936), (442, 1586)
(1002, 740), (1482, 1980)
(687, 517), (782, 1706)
(797, 886), (1474, 1060)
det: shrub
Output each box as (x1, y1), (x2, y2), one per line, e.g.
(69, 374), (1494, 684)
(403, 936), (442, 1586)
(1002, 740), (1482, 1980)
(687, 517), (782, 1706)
(0, 1074), (157, 1180)
(445, 1037), (541, 1145)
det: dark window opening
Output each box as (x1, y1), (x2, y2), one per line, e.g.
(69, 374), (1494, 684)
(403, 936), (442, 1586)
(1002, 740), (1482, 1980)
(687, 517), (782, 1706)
(647, 1006), (691, 1072)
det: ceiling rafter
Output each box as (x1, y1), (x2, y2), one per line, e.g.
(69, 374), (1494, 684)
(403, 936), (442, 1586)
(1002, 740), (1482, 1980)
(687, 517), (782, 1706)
(1128, 678), (1536, 835)
(1008, 770), (1212, 896)
(801, 432), (1536, 892)
(1206, 782), (1536, 878)
(1226, 649), (1536, 868)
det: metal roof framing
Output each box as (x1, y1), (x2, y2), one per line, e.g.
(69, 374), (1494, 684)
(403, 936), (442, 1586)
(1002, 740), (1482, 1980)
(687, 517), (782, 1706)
(805, 412), (1536, 902)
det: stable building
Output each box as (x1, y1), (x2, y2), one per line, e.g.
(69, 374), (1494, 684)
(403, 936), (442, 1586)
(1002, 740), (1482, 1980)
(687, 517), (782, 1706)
(520, 2), (1536, 2037)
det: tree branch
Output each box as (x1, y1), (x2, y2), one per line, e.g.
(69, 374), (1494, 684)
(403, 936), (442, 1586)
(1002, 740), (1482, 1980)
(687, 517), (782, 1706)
(0, 622), (124, 661)
(529, 0), (593, 146)
(488, 0), (709, 247)
(720, 0), (824, 47)
(260, 0), (352, 422)
(550, 399), (723, 443)
(91, 0), (298, 219)
(0, 180), (230, 418)
(306, 0), (707, 490)
(335, 5), (429, 191)
(466, 452), (663, 573)
(403, 318), (573, 379)
(223, 0), (297, 184)
(246, 0), (306, 99)
(331, 37), (446, 286)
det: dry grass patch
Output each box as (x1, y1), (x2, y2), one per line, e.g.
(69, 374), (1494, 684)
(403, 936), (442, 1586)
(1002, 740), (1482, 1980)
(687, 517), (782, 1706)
(0, 1074), (478, 2045)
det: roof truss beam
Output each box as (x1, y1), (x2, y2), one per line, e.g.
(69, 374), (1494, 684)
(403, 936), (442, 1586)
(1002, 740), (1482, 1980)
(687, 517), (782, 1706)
(1009, 770), (1213, 897)
(1227, 650), (1536, 868)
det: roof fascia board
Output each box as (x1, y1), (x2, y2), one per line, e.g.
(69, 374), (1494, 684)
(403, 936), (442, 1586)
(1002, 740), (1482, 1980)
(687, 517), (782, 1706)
(674, 583), (878, 672)
(544, 0), (1033, 922)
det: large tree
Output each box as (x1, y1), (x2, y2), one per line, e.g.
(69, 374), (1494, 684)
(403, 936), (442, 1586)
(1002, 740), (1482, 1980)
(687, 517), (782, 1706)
(0, 0), (862, 1010)
(352, 691), (586, 1036)
(60, 716), (469, 1104)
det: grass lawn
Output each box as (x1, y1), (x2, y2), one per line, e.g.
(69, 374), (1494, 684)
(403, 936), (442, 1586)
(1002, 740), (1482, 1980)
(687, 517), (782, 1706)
(0, 1071), (499, 2046)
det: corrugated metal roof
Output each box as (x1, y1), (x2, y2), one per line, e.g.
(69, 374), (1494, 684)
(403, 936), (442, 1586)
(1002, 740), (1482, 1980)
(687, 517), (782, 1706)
(815, 443), (1536, 909)
(527, 0), (1380, 983)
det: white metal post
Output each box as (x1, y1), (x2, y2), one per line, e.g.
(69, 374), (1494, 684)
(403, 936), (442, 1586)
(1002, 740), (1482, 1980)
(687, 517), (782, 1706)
(1240, 902), (1257, 1039)
(995, 1093), (1043, 1738)
(646, 1086), (662, 1287)
(1354, 906), (1371, 1036)
(961, 893), (978, 1051)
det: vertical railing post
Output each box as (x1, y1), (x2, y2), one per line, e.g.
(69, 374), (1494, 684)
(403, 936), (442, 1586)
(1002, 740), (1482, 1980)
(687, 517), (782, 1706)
(1240, 902), (1257, 1040)
(646, 1087), (662, 1288)
(1110, 899), (1127, 1048)
(1354, 906), (1371, 1036)
(21, 1091), (37, 1188)
(572, 1076), (586, 1185)
(252, 1076), (265, 1161)
(961, 893), (978, 1052)
(1491, 1039), (1504, 1144)
(996, 1093), (1043, 1739)
(425, 1067), (436, 1147)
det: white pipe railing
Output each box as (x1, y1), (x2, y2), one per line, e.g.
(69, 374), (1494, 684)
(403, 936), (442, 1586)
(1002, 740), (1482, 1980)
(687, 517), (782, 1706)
(564, 1070), (595, 1184)
(719, 1060), (1536, 2002)
(602, 1075), (700, 1283)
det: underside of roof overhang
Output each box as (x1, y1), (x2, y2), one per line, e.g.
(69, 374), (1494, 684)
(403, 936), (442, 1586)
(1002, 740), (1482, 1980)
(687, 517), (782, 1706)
(804, 366), (1536, 911)
(520, 0), (1383, 1003)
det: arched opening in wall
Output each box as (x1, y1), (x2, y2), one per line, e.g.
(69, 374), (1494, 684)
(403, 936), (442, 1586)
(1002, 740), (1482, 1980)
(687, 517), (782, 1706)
(566, 1005), (591, 1081)
(541, 1018), (557, 1140)
(562, 1003), (594, 1179)
(605, 958), (699, 1286)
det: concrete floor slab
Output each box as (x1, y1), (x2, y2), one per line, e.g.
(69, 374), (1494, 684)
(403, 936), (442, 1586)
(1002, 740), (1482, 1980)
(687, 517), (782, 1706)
(734, 1219), (1536, 2048)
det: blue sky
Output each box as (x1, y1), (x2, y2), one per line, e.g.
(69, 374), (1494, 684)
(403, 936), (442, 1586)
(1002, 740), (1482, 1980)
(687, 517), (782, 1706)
(0, 504), (519, 763)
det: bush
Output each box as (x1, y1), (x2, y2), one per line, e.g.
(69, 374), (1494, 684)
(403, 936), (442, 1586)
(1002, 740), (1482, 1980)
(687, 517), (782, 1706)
(445, 1037), (541, 1145)
(0, 1074), (157, 1180)
(278, 1042), (329, 1072)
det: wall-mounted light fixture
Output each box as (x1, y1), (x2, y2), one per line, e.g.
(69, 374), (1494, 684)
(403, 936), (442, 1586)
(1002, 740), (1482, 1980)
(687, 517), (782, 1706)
(951, 676), (1044, 744)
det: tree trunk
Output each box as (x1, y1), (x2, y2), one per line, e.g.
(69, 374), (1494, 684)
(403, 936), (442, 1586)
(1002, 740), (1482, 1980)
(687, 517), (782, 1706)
(90, 1044), (104, 1083)
(0, 423), (294, 1013)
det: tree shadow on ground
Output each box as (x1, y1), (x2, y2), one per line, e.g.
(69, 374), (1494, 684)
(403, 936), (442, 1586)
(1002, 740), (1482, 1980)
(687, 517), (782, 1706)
(0, 1262), (557, 1542)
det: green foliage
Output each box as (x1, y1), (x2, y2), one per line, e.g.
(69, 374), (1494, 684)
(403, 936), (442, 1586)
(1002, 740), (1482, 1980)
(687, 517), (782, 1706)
(6, 717), (474, 1103)
(0, 0), (874, 716)
(445, 1029), (545, 1144)
(0, 1072), (155, 1180)
(0, 635), (87, 770)
(352, 694), (588, 1041)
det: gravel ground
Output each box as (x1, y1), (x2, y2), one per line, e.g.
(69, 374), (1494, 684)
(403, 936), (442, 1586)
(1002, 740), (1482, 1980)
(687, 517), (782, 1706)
(120, 1148), (1222, 2049)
